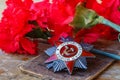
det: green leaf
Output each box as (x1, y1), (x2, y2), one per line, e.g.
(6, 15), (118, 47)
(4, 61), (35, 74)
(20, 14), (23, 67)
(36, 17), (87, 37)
(70, 4), (103, 32)
(26, 28), (51, 39)
(26, 20), (51, 39)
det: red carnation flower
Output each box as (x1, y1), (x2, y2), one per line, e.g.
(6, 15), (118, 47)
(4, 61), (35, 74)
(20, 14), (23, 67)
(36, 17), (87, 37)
(0, 0), (37, 54)
(75, 0), (120, 43)
(30, 0), (83, 44)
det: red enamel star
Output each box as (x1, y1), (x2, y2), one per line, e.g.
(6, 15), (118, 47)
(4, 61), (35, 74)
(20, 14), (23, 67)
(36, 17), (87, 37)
(45, 41), (95, 74)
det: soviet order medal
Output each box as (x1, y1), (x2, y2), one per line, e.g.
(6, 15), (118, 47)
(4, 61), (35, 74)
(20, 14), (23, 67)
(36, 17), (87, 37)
(44, 37), (94, 74)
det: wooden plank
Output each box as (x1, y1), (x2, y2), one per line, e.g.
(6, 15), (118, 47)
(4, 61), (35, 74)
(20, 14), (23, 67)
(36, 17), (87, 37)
(19, 40), (120, 80)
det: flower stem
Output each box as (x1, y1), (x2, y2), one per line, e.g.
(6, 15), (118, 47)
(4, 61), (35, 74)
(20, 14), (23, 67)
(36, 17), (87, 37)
(102, 18), (120, 32)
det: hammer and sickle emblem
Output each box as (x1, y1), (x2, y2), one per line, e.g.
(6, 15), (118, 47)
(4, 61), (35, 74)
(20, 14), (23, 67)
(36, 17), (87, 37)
(61, 45), (76, 57)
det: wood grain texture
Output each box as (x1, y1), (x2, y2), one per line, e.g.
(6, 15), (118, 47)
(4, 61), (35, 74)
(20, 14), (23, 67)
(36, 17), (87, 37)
(19, 40), (120, 80)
